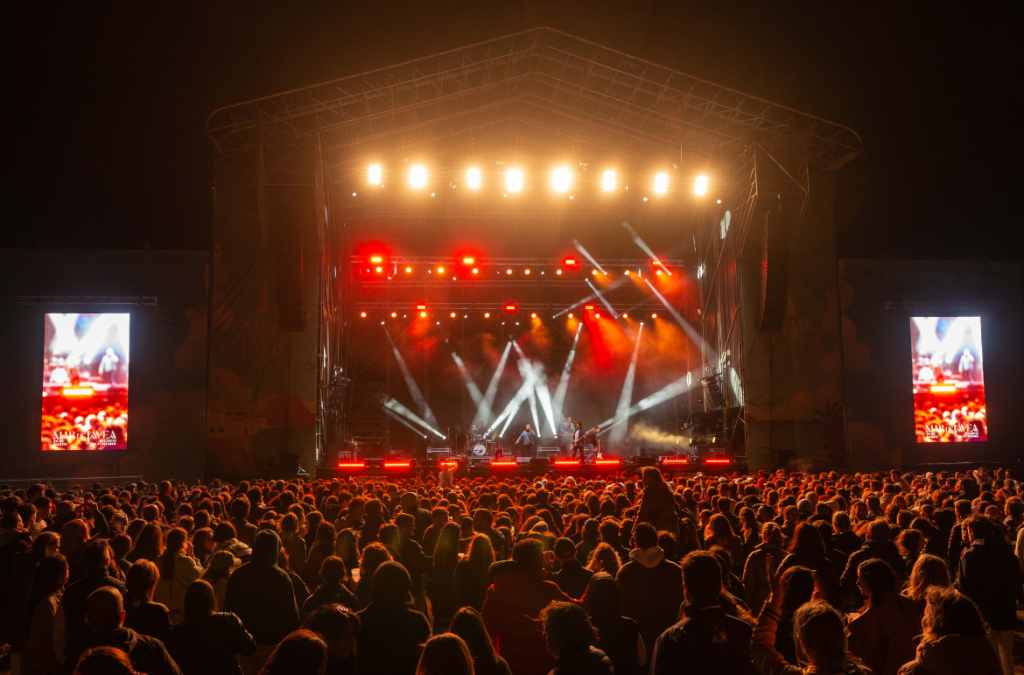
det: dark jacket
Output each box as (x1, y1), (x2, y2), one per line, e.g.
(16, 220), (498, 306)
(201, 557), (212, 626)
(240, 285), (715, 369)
(550, 647), (614, 675)
(615, 547), (684, 653)
(550, 559), (594, 600)
(165, 612), (256, 675)
(398, 534), (431, 595)
(301, 582), (360, 619)
(841, 540), (907, 593)
(957, 538), (1024, 630)
(588, 574), (643, 675)
(356, 562), (431, 675)
(224, 530), (299, 645)
(58, 627), (183, 675)
(649, 605), (757, 675)
(453, 558), (491, 611)
(124, 597), (173, 643)
(897, 634), (1001, 675)
(847, 593), (922, 675)
(58, 568), (127, 658)
(636, 479), (679, 535)
(482, 560), (572, 675)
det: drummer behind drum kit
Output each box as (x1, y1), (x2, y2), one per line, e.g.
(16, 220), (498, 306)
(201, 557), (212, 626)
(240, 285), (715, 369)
(468, 433), (500, 457)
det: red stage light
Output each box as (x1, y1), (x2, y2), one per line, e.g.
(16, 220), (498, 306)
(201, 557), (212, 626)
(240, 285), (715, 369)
(505, 304), (517, 312)
(383, 460), (412, 469)
(595, 459), (620, 467)
(360, 312), (367, 318)
(491, 459), (516, 468)
(62, 387), (95, 398)
(564, 258), (579, 268)
(337, 461), (366, 469)
(661, 457), (689, 466)
(463, 257), (475, 264)
(440, 460), (459, 469)
(554, 459), (581, 467)
(370, 255), (384, 264)
(929, 384), (957, 393)
(472, 268), (479, 274)
(416, 304), (427, 310)
(705, 458), (731, 465)
(584, 304), (595, 310)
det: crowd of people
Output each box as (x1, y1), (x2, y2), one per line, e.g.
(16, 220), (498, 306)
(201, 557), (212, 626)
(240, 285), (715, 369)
(0, 465), (1021, 675)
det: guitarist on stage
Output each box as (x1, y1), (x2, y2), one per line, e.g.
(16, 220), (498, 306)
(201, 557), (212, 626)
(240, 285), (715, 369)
(570, 422), (585, 459)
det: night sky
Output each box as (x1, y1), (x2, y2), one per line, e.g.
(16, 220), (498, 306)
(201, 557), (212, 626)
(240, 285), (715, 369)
(6, 2), (1022, 262)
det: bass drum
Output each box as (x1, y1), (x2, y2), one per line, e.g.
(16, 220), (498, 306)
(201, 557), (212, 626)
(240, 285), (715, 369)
(471, 442), (489, 457)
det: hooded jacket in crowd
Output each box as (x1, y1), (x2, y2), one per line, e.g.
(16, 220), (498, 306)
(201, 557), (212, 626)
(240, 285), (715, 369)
(58, 626), (183, 675)
(615, 546), (684, 653)
(224, 530), (299, 646)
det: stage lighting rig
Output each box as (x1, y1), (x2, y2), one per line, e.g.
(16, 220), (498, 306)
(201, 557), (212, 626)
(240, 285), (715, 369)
(603, 170), (616, 191)
(694, 175), (708, 196)
(409, 165), (427, 189)
(551, 167), (571, 192)
(506, 169), (523, 192)
(654, 173), (669, 194)
(466, 168), (481, 189)
(368, 164), (381, 185)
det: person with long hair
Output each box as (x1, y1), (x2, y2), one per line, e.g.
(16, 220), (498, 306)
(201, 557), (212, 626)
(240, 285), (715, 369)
(257, 629), (328, 675)
(72, 646), (136, 675)
(305, 522), (338, 587)
(153, 527), (204, 625)
(743, 522), (785, 616)
(585, 574), (644, 675)
(847, 559), (921, 675)
(334, 529), (359, 577)
(453, 534), (494, 612)
(704, 514), (744, 576)
(897, 587), (1000, 675)
(353, 543), (392, 609)
(190, 528), (216, 568)
(586, 542), (622, 578)
(426, 522), (461, 632)
(902, 554), (951, 612)
(123, 559), (172, 643)
(772, 566), (815, 666)
(415, 634), (475, 675)
(200, 551), (237, 611)
(777, 523), (839, 606)
(302, 604), (360, 675)
(126, 523), (163, 565)
(58, 519), (90, 582)
(449, 607), (511, 675)
(280, 512), (307, 580)
(895, 529), (924, 571)
(21, 554), (68, 675)
(541, 601), (612, 675)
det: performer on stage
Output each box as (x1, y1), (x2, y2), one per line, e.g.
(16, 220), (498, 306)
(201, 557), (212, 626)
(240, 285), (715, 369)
(570, 422), (585, 459)
(514, 424), (537, 458)
(559, 417), (574, 454)
(583, 426), (600, 463)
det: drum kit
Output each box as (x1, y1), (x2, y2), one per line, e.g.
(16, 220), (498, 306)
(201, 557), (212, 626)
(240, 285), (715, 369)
(467, 433), (500, 457)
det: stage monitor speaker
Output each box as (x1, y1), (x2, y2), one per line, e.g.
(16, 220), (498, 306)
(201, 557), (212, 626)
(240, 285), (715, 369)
(427, 447), (452, 459)
(537, 447), (561, 458)
(270, 184), (308, 332)
(758, 197), (790, 333)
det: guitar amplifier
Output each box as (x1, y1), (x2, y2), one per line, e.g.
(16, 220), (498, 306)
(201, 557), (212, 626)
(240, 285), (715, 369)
(537, 446), (561, 458)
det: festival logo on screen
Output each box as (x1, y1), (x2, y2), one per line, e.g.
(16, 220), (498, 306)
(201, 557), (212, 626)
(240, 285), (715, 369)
(41, 313), (129, 450)
(910, 317), (986, 443)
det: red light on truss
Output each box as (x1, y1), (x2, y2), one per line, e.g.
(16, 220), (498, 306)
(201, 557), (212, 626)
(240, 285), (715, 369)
(660, 457), (689, 466)
(553, 459), (581, 467)
(505, 304), (517, 312)
(337, 461), (366, 469)
(584, 304), (595, 310)
(62, 387), (95, 398)
(929, 384), (957, 393)
(463, 257), (475, 264)
(416, 304), (427, 310)
(370, 255), (384, 264)
(491, 459), (517, 468)
(383, 460), (412, 469)
(564, 258), (579, 268)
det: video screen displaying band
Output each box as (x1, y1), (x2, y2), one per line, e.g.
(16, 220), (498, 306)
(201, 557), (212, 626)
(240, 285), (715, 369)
(910, 316), (986, 443)
(41, 313), (130, 450)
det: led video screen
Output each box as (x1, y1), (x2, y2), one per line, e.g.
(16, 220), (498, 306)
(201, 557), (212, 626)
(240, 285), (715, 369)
(41, 313), (129, 450)
(910, 316), (986, 442)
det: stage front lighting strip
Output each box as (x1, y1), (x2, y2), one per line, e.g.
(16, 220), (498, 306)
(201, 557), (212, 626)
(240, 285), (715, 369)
(660, 457), (690, 466)
(491, 460), (517, 468)
(704, 458), (731, 465)
(337, 462), (367, 469)
(553, 459), (581, 467)
(594, 459), (621, 466)
(383, 460), (413, 469)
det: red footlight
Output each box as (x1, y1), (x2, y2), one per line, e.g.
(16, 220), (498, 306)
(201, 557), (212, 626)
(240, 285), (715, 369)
(62, 387), (95, 398)
(383, 460), (412, 469)
(491, 459), (517, 468)
(660, 457), (689, 466)
(929, 384), (958, 393)
(705, 458), (731, 465)
(337, 461), (366, 470)
(553, 459), (581, 467)
(440, 460), (459, 469)
(594, 459), (620, 467)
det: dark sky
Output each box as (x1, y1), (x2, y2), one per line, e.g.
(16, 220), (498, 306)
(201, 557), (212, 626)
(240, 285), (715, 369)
(6, 2), (1022, 261)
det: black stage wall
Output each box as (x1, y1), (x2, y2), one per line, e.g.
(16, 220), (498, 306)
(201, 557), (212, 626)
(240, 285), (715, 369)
(0, 250), (209, 482)
(839, 259), (1023, 471)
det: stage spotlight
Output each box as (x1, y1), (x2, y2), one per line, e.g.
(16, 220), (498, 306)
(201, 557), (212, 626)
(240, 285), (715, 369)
(531, 313), (537, 318)
(564, 258), (579, 268)
(375, 267), (383, 273)
(651, 313), (658, 318)
(370, 255), (383, 264)
(506, 269), (512, 275)
(551, 167), (571, 192)
(409, 165), (427, 189)
(391, 312), (397, 318)
(602, 170), (616, 191)
(437, 267), (445, 274)
(472, 268), (479, 274)
(595, 312), (601, 318)
(466, 167), (481, 189)
(360, 312), (367, 318)
(463, 257), (475, 264)
(506, 169), (523, 192)
(568, 313), (574, 318)
(654, 172), (669, 194)
(592, 270), (598, 276)
(622, 313), (628, 318)
(695, 175), (708, 196)
(420, 311), (427, 318)
(524, 269), (531, 275)
(556, 270), (562, 275)
(505, 304), (517, 312)
(368, 164), (382, 185)
(405, 267), (412, 273)
(450, 312), (456, 318)
(624, 270), (630, 276)
(485, 312), (491, 318)
(656, 270), (663, 276)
